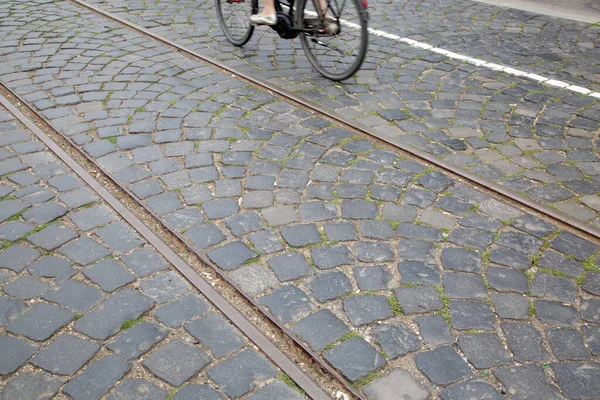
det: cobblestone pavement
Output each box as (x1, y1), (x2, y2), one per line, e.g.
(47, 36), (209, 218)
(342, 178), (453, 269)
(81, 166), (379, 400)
(80, 0), (600, 228)
(0, 103), (302, 399)
(1, 0), (600, 398)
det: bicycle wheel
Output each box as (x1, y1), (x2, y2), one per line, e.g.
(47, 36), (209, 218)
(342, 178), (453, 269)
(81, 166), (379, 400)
(216, 0), (256, 46)
(296, 0), (368, 81)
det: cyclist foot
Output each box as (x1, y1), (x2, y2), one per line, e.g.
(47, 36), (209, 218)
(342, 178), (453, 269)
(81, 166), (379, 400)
(250, 13), (277, 25)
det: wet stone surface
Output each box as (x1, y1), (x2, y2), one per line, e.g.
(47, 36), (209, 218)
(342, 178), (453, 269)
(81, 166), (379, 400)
(0, 105), (284, 399)
(0, 0), (599, 398)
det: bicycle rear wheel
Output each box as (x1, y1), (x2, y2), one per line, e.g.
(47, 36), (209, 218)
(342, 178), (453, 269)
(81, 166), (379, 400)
(216, 0), (256, 46)
(296, 0), (368, 81)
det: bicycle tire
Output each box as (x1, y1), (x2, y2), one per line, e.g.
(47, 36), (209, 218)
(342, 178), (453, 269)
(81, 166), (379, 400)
(295, 0), (368, 81)
(216, 0), (256, 46)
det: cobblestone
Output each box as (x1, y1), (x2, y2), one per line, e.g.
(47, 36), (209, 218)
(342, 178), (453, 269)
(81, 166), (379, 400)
(0, 103), (289, 398)
(1, 1), (600, 397)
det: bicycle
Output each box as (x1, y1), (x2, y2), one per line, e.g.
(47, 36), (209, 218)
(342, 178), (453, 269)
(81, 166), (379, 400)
(215, 0), (369, 81)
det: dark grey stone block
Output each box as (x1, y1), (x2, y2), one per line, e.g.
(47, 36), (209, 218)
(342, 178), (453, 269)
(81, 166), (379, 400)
(0, 295), (27, 328)
(341, 200), (378, 219)
(248, 229), (284, 254)
(3, 276), (49, 300)
(444, 272), (488, 299)
(489, 247), (531, 270)
(173, 385), (224, 400)
(63, 355), (130, 400)
(43, 280), (104, 312)
(84, 259), (135, 292)
(291, 309), (349, 351)
(75, 288), (155, 340)
(22, 203), (67, 225)
(459, 333), (511, 369)
(0, 335), (38, 374)
(207, 349), (277, 397)
(207, 241), (257, 270)
(538, 250), (583, 278)
(268, 252), (312, 281)
(448, 227), (494, 250)
(373, 321), (421, 359)
(185, 313), (244, 357)
(324, 337), (385, 382)
(398, 261), (441, 285)
(121, 247), (169, 277)
(547, 328), (590, 360)
(0, 371), (62, 400)
(364, 369), (429, 400)
(280, 224), (322, 247)
(441, 379), (504, 400)
(0, 244), (40, 272)
(308, 271), (352, 302)
(583, 271), (600, 295)
(354, 265), (392, 290)
(7, 303), (73, 341)
(154, 294), (209, 328)
(449, 300), (495, 331)
(58, 238), (111, 265)
(146, 191), (183, 216)
(143, 339), (210, 386)
(324, 222), (358, 241)
(511, 214), (556, 237)
(501, 322), (548, 362)
(0, 221), (34, 241)
(402, 188), (435, 208)
(487, 267), (529, 293)
(31, 334), (100, 375)
(414, 315), (454, 345)
(259, 285), (315, 323)
(551, 362), (600, 399)
(414, 346), (471, 385)
(494, 364), (563, 400)
(129, 179), (163, 199)
(184, 223), (226, 250)
(551, 231), (599, 261)
(355, 242), (394, 263)
(381, 204), (417, 222)
(536, 300), (578, 326)
(107, 322), (168, 359)
(27, 256), (75, 281)
(311, 245), (353, 270)
(108, 379), (167, 400)
(491, 293), (529, 319)
(394, 286), (442, 314)
(299, 201), (337, 222)
(440, 247), (481, 273)
(0, 200), (29, 224)
(531, 272), (577, 304)
(139, 271), (190, 304)
(247, 381), (304, 400)
(398, 239), (436, 262)
(95, 222), (144, 254)
(344, 294), (393, 326)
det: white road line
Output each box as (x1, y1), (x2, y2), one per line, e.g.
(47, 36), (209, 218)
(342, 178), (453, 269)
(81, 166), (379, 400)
(346, 22), (600, 98)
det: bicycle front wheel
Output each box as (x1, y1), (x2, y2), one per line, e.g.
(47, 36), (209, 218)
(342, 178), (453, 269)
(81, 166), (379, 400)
(296, 0), (368, 81)
(216, 0), (256, 46)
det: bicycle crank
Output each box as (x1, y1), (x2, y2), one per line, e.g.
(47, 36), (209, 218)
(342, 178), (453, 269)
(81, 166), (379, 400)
(310, 38), (344, 55)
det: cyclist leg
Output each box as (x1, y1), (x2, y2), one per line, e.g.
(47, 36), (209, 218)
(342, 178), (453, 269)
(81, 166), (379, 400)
(250, 0), (277, 24)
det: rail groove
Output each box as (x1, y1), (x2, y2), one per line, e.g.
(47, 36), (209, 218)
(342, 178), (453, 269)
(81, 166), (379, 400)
(0, 90), (334, 400)
(65, 0), (600, 244)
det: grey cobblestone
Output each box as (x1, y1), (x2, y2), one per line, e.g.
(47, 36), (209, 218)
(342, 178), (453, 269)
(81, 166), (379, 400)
(2, 1), (600, 396)
(0, 104), (282, 400)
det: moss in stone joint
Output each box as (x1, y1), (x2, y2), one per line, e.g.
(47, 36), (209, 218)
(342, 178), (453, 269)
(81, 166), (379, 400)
(352, 371), (383, 390)
(528, 300), (536, 316)
(121, 316), (144, 330)
(387, 295), (404, 317)
(278, 373), (306, 396)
